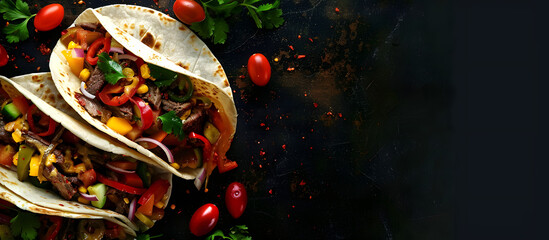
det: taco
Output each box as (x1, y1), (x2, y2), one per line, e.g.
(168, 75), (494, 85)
(0, 73), (172, 232)
(49, 5), (238, 189)
(0, 184), (135, 239)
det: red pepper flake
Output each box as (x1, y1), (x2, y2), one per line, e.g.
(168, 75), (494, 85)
(288, 45), (295, 51)
(259, 164), (263, 168)
(287, 67), (295, 71)
(299, 180), (306, 186)
(269, 189), (273, 194)
(313, 103), (318, 108)
(338, 113), (343, 118)
(310, 129), (314, 132)
(309, 147), (313, 150)
(309, 195), (312, 199)
(298, 35), (301, 39)
(282, 144), (286, 150)
(326, 111), (334, 116)
(265, 127), (270, 130)
(21, 53), (35, 63)
(77, 0), (85, 5)
(239, 75), (246, 79)
(335, 7), (340, 13)
(260, 123), (265, 127)
(308, 38), (314, 43)
(292, 205), (295, 208)
(170, 204), (176, 210)
(36, 66), (41, 71)
(259, 150), (266, 156)
(177, 210), (182, 214)
(288, 214), (290, 218)
(297, 55), (306, 59)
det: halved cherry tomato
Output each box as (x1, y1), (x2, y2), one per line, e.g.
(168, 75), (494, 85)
(189, 203), (219, 236)
(130, 96), (153, 130)
(78, 169), (97, 187)
(34, 4), (64, 31)
(27, 104), (57, 137)
(86, 37), (111, 65)
(173, 0), (206, 25)
(0, 44), (8, 67)
(248, 53), (271, 86)
(225, 182), (247, 219)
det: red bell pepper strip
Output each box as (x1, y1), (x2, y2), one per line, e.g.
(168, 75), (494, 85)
(27, 104), (57, 137)
(98, 77), (144, 106)
(130, 96), (153, 130)
(86, 37), (111, 65)
(43, 216), (62, 240)
(97, 173), (146, 195)
(138, 179), (170, 205)
(120, 172), (144, 188)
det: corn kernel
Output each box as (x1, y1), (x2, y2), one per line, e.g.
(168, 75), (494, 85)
(79, 186), (87, 193)
(12, 154), (17, 166)
(29, 155), (40, 177)
(170, 162), (180, 170)
(136, 84), (149, 94)
(79, 68), (91, 81)
(45, 153), (57, 167)
(124, 198), (130, 204)
(12, 129), (23, 143)
(78, 196), (90, 205)
(154, 201), (164, 209)
(140, 64), (151, 79)
(122, 68), (135, 77)
(68, 41), (82, 49)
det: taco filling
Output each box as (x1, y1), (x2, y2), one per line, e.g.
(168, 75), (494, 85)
(59, 22), (237, 188)
(0, 86), (169, 230)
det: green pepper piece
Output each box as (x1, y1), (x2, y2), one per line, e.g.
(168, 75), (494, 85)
(136, 162), (151, 188)
(204, 122), (220, 144)
(168, 76), (193, 103)
(16, 145), (35, 181)
(1, 103), (21, 122)
(87, 183), (107, 208)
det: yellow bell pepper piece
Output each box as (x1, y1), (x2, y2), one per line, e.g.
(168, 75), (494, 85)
(136, 84), (149, 94)
(67, 41), (82, 49)
(135, 212), (154, 228)
(29, 155), (40, 177)
(79, 69), (91, 81)
(106, 117), (133, 135)
(140, 64), (151, 79)
(62, 49), (84, 76)
(78, 186), (87, 193)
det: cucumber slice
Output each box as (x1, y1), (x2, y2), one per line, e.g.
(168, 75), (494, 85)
(87, 183), (107, 208)
(1, 103), (20, 121)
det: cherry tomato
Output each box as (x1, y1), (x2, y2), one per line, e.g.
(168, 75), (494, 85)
(248, 53), (271, 86)
(225, 182), (248, 219)
(34, 4), (64, 31)
(189, 203), (219, 236)
(173, 0), (206, 25)
(0, 44), (7, 67)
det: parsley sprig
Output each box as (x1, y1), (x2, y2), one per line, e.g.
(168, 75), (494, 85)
(206, 225), (252, 240)
(191, 0), (284, 44)
(98, 53), (126, 85)
(158, 111), (185, 139)
(0, 0), (35, 43)
(10, 211), (40, 240)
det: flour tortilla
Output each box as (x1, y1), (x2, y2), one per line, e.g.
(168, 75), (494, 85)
(0, 73), (173, 232)
(0, 184), (136, 236)
(49, 5), (237, 180)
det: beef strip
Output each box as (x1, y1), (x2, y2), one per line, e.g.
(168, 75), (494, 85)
(161, 99), (192, 117)
(21, 131), (77, 200)
(85, 66), (106, 95)
(140, 85), (162, 110)
(183, 109), (207, 134)
(0, 116), (14, 144)
(76, 93), (112, 123)
(107, 102), (133, 121)
(106, 188), (130, 215)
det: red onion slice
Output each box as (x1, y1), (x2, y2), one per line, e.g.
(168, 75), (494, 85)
(118, 54), (137, 61)
(106, 163), (136, 174)
(80, 192), (99, 202)
(72, 48), (85, 58)
(109, 47), (124, 54)
(128, 198), (137, 221)
(80, 82), (96, 99)
(135, 137), (174, 164)
(194, 167), (206, 190)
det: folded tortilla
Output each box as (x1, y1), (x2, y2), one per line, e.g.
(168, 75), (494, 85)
(49, 5), (237, 180)
(0, 73), (172, 232)
(0, 183), (136, 237)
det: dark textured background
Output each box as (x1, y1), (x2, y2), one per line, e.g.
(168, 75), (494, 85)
(0, 0), (466, 239)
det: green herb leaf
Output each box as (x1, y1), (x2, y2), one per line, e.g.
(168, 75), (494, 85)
(259, 8), (284, 29)
(2, 17), (31, 43)
(206, 225), (252, 240)
(191, 12), (215, 39)
(243, 0), (262, 5)
(256, 3), (274, 12)
(10, 211), (40, 240)
(212, 18), (229, 44)
(0, 0), (34, 42)
(149, 64), (179, 88)
(97, 53), (126, 85)
(158, 111), (184, 139)
(246, 6), (263, 29)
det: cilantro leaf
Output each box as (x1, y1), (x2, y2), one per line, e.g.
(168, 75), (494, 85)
(158, 111), (184, 139)
(10, 211), (40, 240)
(0, 0), (35, 43)
(206, 225), (252, 240)
(243, 0), (262, 4)
(97, 53), (125, 84)
(213, 18), (229, 44)
(191, 12), (215, 39)
(259, 8), (284, 29)
(256, 3), (274, 12)
(2, 17), (31, 43)
(246, 6), (263, 28)
(149, 64), (179, 87)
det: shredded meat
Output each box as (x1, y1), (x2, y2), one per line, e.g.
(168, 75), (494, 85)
(0, 116), (14, 144)
(108, 102), (133, 121)
(76, 93), (112, 123)
(183, 109), (207, 134)
(162, 99), (192, 117)
(140, 85), (162, 110)
(85, 66), (106, 95)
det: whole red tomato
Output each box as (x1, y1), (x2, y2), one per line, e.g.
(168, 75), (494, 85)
(189, 203), (219, 236)
(0, 44), (7, 67)
(173, 0), (206, 25)
(34, 4), (64, 31)
(248, 53), (271, 86)
(225, 182), (247, 219)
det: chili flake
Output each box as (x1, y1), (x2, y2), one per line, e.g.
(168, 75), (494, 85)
(288, 45), (295, 51)
(39, 44), (51, 55)
(298, 35), (301, 39)
(297, 55), (306, 59)
(313, 103), (318, 108)
(309, 38), (314, 43)
(335, 7), (340, 13)
(282, 144), (286, 150)
(274, 57), (279, 62)
(287, 67), (295, 71)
